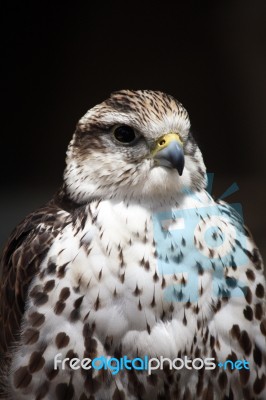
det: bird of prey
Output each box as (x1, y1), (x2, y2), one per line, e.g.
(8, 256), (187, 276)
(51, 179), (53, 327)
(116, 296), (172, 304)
(0, 90), (265, 400)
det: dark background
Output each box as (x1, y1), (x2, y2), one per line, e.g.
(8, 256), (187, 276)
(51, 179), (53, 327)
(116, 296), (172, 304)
(1, 1), (266, 264)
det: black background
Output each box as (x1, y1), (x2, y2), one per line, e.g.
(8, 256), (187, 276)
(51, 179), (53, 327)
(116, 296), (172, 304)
(1, 1), (266, 263)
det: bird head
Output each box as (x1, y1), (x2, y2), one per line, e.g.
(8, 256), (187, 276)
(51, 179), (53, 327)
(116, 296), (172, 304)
(64, 90), (206, 203)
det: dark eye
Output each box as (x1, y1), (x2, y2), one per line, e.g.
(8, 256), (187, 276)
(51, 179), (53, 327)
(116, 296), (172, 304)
(113, 125), (136, 144)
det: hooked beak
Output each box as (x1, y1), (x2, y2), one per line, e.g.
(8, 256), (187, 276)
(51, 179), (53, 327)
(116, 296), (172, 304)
(151, 133), (184, 176)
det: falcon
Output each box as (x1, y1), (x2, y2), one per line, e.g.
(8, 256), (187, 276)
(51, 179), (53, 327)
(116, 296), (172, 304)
(0, 90), (265, 399)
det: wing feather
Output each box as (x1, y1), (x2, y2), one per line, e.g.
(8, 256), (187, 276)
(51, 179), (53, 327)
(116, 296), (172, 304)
(0, 189), (77, 358)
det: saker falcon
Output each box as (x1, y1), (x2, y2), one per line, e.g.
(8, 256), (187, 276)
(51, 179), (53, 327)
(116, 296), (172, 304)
(0, 90), (265, 399)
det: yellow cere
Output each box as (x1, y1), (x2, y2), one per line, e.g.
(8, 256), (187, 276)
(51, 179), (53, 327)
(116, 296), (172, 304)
(152, 132), (183, 156)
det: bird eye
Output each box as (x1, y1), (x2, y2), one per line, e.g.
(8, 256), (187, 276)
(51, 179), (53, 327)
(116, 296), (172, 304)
(113, 125), (136, 144)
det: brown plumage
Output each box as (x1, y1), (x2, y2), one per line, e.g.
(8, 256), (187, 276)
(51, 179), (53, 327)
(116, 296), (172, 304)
(0, 189), (76, 358)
